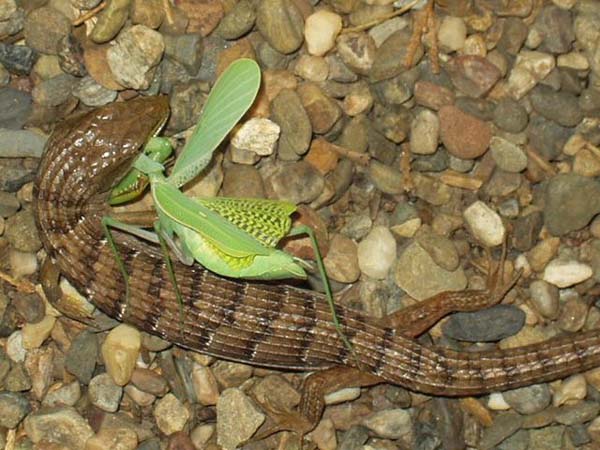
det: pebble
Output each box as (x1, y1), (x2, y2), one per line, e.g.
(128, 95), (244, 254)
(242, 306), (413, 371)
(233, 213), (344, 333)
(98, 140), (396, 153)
(343, 81), (373, 116)
(357, 226), (396, 280)
(86, 427), (138, 450)
(443, 305), (525, 342)
(414, 81), (455, 110)
(537, 5), (575, 54)
(163, 33), (204, 75)
(190, 424), (215, 448)
(88, 373), (123, 412)
(23, 6), (71, 55)
(0, 88), (32, 129)
(217, 0), (255, 40)
(370, 29), (421, 82)
(294, 54), (329, 82)
(0, 192), (18, 218)
(65, 330), (98, 384)
(91, 0), (131, 43)
(130, 0), (163, 28)
(24, 406), (94, 449)
(480, 413), (524, 450)
(131, 367), (169, 397)
(335, 32), (376, 76)
(6, 330), (25, 362)
(256, 0), (304, 54)
(446, 55), (502, 98)
(297, 82), (342, 134)
(543, 259), (592, 288)
(0, 43), (36, 75)
(437, 16), (466, 52)
(362, 409), (412, 439)
(493, 98), (528, 133)
(26, 346), (54, 400)
(231, 117), (280, 156)
(72, 75), (118, 107)
(463, 201), (505, 247)
(221, 164), (265, 198)
(508, 51), (555, 99)
(153, 393), (190, 435)
(529, 280), (559, 319)
(489, 137), (528, 173)
(410, 109), (439, 155)
(310, 418), (337, 450)
(5, 209), (42, 252)
(439, 105), (491, 159)
(191, 363), (219, 406)
(124, 384), (155, 407)
(270, 88), (311, 160)
(487, 393), (511, 411)
(394, 241), (467, 301)
(0, 392), (31, 428)
(368, 15), (408, 46)
(555, 401), (600, 426)
(573, 148), (600, 177)
(304, 10), (342, 56)
(414, 227), (459, 271)
(324, 234), (360, 283)
(107, 25), (165, 90)
(503, 384), (551, 415)
(529, 84), (583, 127)
(528, 115), (571, 161)
(216, 388), (265, 449)
(42, 381), (81, 407)
(498, 17), (528, 56)
(265, 161), (324, 204)
(529, 426), (564, 450)
(553, 375), (588, 407)
(101, 324), (141, 386)
(557, 293), (588, 332)
(4, 362), (31, 392)
(21, 315), (55, 350)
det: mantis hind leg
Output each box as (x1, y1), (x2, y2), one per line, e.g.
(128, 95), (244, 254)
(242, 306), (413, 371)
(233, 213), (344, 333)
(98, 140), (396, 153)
(288, 225), (360, 368)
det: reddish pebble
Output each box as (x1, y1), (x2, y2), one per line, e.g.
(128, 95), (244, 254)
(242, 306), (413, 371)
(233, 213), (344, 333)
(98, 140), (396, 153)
(439, 105), (491, 159)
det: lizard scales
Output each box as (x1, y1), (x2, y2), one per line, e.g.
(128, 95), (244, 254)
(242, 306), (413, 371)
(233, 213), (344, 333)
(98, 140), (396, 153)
(33, 96), (600, 396)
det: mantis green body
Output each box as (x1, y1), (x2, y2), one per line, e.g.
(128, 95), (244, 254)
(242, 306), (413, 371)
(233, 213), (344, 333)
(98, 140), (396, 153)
(106, 58), (355, 356)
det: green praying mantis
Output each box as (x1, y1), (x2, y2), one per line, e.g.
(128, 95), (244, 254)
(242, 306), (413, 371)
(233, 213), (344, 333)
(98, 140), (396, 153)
(104, 59), (356, 356)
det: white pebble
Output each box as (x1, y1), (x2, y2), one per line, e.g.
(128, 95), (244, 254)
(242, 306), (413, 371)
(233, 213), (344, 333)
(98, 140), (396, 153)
(410, 109), (439, 155)
(10, 249), (38, 278)
(304, 10), (342, 56)
(357, 226), (397, 279)
(437, 16), (466, 52)
(487, 392), (511, 410)
(101, 324), (141, 386)
(22, 315), (56, 350)
(553, 374), (587, 407)
(231, 118), (280, 156)
(6, 330), (26, 362)
(543, 259), (592, 288)
(324, 387), (361, 405)
(463, 201), (505, 247)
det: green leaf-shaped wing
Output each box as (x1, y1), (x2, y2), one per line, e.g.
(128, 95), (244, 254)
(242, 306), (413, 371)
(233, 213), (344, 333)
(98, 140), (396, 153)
(169, 58), (261, 188)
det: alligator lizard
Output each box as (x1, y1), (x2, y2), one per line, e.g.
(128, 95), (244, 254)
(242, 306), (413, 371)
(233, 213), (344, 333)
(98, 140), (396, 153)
(33, 96), (600, 405)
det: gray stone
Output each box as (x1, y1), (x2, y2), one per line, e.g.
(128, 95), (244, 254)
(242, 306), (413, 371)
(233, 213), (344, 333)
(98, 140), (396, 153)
(442, 305), (525, 342)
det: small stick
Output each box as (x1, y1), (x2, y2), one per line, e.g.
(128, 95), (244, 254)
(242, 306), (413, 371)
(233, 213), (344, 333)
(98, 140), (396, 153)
(0, 270), (36, 294)
(328, 142), (370, 166)
(341, 0), (419, 34)
(73, 1), (107, 26)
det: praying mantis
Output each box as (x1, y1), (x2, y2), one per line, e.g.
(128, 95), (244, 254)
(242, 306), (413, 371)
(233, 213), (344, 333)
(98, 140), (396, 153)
(105, 59), (355, 355)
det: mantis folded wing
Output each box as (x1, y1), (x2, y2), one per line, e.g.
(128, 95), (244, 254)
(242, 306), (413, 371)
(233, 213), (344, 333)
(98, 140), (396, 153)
(105, 58), (355, 357)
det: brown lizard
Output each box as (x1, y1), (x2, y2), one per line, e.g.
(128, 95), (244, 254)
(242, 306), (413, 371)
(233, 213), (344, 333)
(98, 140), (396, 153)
(32, 96), (600, 437)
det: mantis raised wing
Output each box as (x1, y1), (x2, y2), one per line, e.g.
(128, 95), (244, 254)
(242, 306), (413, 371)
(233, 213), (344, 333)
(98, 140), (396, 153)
(105, 59), (355, 355)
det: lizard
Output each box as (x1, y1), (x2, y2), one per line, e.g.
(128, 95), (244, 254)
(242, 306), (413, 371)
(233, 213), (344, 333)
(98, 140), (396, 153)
(32, 95), (600, 437)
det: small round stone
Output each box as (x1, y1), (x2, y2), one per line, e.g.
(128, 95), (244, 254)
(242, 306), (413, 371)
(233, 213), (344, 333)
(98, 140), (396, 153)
(357, 226), (397, 280)
(463, 201), (505, 247)
(304, 10), (342, 56)
(543, 259), (592, 288)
